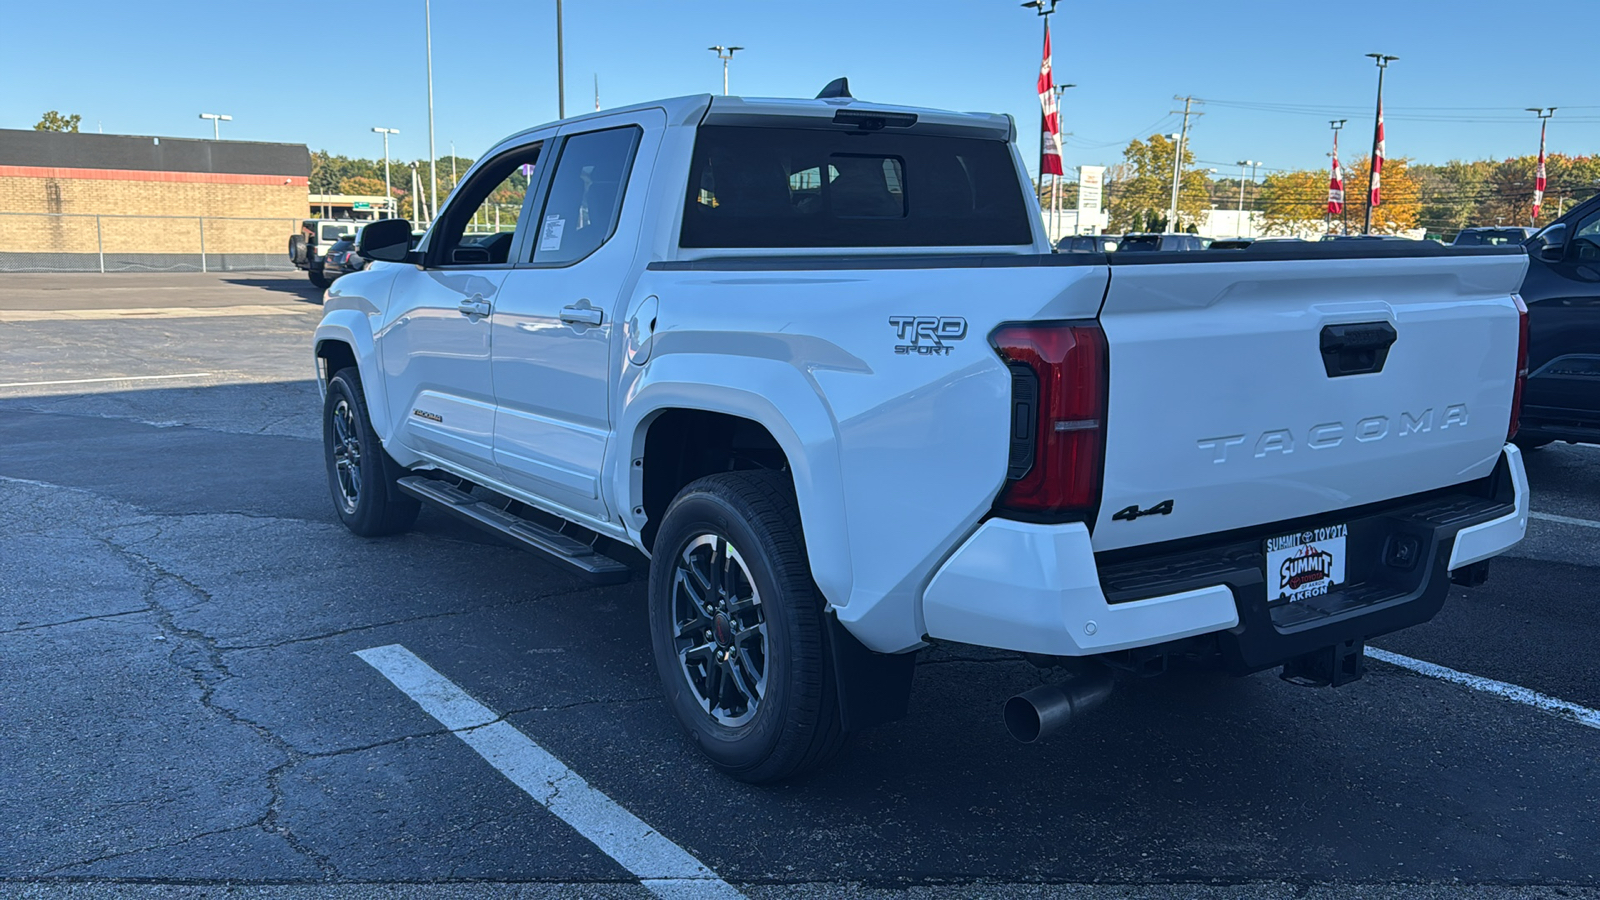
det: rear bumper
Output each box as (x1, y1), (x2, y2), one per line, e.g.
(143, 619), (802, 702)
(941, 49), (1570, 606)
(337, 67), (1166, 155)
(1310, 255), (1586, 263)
(922, 445), (1527, 666)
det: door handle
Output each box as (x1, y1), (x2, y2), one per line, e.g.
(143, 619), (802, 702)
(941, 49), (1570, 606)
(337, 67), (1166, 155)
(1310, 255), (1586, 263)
(458, 297), (491, 318)
(1319, 322), (1397, 377)
(559, 305), (604, 327)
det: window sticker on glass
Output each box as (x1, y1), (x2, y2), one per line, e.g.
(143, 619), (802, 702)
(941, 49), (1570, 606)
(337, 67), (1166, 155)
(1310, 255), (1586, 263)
(539, 214), (566, 252)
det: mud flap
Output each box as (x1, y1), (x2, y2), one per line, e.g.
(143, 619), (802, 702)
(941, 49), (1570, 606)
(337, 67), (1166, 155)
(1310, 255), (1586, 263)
(826, 614), (916, 733)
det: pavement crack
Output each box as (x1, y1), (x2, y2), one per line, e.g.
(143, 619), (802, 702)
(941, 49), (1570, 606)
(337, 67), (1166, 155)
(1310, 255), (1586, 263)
(34, 824), (262, 876)
(0, 608), (147, 635)
(90, 533), (343, 880)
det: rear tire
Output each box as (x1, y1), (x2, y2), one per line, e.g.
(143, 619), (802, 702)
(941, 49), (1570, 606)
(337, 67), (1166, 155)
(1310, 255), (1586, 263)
(1513, 435), (1552, 451)
(647, 470), (845, 784)
(309, 267), (331, 289)
(323, 370), (419, 536)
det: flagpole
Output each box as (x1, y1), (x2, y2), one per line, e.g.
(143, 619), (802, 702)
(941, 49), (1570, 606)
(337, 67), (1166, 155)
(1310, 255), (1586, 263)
(1022, 0), (1058, 225)
(1363, 53), (1397, 235)
(1527, 107), (1555, 226)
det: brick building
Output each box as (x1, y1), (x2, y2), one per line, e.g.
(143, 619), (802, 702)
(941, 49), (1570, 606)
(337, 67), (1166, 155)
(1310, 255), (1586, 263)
(0, 129), (310, 272)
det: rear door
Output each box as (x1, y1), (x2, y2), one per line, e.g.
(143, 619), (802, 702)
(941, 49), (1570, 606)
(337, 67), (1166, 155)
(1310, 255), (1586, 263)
(488, 110), (661, 521)
(1091, 247), (1528, 552)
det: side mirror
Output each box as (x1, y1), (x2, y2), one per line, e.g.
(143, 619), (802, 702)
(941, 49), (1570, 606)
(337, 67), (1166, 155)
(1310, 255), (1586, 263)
(1530, 224), (1567, 263)
(359, 218), (414, 263)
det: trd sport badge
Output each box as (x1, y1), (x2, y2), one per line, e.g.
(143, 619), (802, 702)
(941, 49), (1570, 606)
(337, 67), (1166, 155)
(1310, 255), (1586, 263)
(890, 316), (967, 356)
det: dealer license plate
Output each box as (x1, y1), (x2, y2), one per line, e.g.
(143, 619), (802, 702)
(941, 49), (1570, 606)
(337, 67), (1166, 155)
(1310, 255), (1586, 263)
(1265, 524), (1348, 603)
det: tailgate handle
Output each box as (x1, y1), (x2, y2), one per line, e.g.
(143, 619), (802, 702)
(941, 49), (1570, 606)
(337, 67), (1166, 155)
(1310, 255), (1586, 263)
(1319, 322), (1397, 377)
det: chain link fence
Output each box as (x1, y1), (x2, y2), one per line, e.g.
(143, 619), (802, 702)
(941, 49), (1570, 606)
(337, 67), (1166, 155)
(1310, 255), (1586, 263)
(0, 213), (304, 274)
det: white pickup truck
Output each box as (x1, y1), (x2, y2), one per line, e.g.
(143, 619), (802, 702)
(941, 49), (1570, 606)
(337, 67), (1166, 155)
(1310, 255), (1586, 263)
(314, 84), (1531, 782)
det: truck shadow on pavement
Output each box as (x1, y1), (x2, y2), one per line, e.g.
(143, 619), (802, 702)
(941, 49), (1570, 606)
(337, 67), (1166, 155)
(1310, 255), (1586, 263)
(221, 277), (324, 304)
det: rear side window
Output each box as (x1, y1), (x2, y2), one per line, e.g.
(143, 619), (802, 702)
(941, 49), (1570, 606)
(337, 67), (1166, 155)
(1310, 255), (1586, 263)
(681, 125), (1031, 248)
(531, 126), (641, 265)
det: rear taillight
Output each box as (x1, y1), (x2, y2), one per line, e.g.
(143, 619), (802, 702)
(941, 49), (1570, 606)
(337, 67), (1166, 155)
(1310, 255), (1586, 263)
(1509, 294), (1529, 440)
(992, 321), (1108, 517)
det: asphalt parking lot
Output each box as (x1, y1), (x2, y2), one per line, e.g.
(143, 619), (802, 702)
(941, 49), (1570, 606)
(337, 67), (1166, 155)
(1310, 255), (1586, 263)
(2, 272), (1599, 899)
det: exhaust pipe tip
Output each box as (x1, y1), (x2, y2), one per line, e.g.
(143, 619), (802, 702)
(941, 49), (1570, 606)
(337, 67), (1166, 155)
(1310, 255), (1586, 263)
(1003, 671), (1115, 743)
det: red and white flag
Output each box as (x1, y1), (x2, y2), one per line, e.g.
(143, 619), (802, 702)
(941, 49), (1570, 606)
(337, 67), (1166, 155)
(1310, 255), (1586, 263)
(1369, 101), (1385, 208)
(1328, 131), (1344, 216)
(1532, 119), (1548, 222)
(1037, 24), (1063, 177)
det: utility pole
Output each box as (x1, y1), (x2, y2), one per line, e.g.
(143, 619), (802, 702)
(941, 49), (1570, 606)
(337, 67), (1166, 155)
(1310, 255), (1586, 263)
(1168, 96), (1201, 232)
(1235, 160), (1259, 238)
(1363, 53), (1397, 234)
(425, 0), (438, 227)
(198, 113), (231, 140)
(372, 127), (399, 218)
(1527, 107), (1555, 226)
(1021, 0), (1059, 212)
(1053, 83), (1075, 241)
(709, 45), (744, 95)
(556, 0), (565, 117)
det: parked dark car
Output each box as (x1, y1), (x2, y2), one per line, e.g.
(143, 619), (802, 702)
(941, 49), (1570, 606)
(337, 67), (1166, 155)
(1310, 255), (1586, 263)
(319, 233), (368, 281)
(1453, 226), (1536, 247)
(1117, 232), (1206, 252)
(1054, 234), (1118, 253)
(1516, 196), (1600, 447)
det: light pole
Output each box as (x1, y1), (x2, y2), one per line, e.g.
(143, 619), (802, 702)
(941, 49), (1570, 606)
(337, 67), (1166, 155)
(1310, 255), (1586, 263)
(1164, 132), (1182, 232)
(373, 127), (399, 219)
(555, 0), (566, 117)
(1363, 53), (1397, 234)
(708, 45), (744, 95)
(1235, 160), (1261, 237)
(425, 0), (438, 227)
(1052, 83), (1075, 239)
(199, 113), (231, 140)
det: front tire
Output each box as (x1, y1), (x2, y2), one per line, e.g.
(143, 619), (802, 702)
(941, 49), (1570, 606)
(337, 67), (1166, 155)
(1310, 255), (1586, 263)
(323, 370), (419, 536)
(647, 471), (845, 784)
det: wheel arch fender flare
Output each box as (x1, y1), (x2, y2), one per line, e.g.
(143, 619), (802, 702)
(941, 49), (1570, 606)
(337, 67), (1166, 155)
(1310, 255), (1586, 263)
(616, 356), (854, 611)
(314, 311), (393, 442)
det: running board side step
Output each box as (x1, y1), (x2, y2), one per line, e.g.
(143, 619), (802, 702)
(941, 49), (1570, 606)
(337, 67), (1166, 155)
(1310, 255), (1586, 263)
(396, 476), (631, 584)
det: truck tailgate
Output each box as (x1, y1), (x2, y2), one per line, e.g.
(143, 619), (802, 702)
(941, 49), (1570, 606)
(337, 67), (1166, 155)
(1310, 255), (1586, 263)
(1092, 249), (1528, 552)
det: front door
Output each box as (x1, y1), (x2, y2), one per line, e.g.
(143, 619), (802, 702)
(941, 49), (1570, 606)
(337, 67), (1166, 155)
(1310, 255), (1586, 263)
(490, 114), (659, 522)
(377, 138), (547, 475)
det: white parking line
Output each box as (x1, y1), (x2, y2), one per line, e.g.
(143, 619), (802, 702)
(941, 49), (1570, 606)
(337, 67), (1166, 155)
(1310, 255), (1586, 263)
(0, 304), (304, 322)
(356, 644), (746, 900)
(0, 372), (213, 389)
(1367, 647), (1600, 731)
(1530, 511), (1600, 530)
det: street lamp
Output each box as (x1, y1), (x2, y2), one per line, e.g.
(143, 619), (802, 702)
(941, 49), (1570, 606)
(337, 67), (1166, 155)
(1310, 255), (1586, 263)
(1049, 83), (1076, 238)
(1363, 53), (1398, 234)
(1236, 160), (1261, 238)
(708, 45), (745, 96)
(372, 127), (399, 218)
(198, 113), (231, 140)
(1527, 107), (1556, 225)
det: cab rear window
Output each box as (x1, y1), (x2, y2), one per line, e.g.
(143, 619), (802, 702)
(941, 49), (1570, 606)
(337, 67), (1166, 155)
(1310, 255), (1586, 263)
(681, 125), (1031, 249)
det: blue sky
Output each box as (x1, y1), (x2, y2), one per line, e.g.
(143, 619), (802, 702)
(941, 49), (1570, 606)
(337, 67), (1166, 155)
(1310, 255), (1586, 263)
(5, 0), (1598, 180)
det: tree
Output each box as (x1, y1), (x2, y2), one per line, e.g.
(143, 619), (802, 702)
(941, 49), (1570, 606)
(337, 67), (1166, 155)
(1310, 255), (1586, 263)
(35, 111), (81, 133)
(337, 175), (388, 197)
(1105, 134), (1208, 232)
(1256, 168), (1330, 236)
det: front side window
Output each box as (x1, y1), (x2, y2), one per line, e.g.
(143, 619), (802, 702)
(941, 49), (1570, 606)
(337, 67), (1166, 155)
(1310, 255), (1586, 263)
(681, 125), (1031, 249)
(529, 126), (641, 265)
(433, 144), (541, 266)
